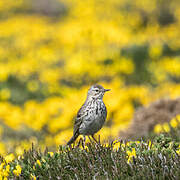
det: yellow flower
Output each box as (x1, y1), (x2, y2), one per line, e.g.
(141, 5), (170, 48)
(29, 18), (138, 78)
(154, 124), (163, 134)
(176, 145), (180, 155)
(149, 43), (162, 59)
(163, 123), (170, 133)
(116, 58), (134, 74)
(31, 174), (37, 180)
(103, 143), (109, 148)
(0, 88), (11, 100)
(0, 66), (9, 82)
(113, 141), (121, 151)
(0, 162), (5, 171)
(27, 80), (39, 92)
(48, 152), (54, 157)
(170, 118), (178, 128)
(148, 140), (152, 149)
(176, 115), (180, 123)
(4, 153), (15, 163)
(135, 141), (140, 144)
(0, 163), (9, 178)
(36, 160), (41, 166)
(15, 146), (24, 156)
(79, 145), (89, 151)
(13, 165), (22, 176)
(0, 142), (6, 155)
(6, 165), (10, 173)
(126, 148), (136, 163)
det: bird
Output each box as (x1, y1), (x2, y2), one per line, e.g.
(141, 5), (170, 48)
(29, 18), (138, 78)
(67, 84), (110, 145)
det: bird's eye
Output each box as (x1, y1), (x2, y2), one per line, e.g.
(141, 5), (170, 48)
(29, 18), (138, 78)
(95, 89), (99, 92)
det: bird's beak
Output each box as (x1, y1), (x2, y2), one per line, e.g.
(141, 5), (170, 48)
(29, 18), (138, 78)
(104, 89), (110, 92)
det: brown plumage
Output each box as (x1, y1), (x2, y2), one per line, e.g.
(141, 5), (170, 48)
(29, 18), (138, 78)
(67, 84), (110, 145)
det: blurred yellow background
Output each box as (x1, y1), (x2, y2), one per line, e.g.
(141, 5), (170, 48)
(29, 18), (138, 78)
(0, 0), (180, 155)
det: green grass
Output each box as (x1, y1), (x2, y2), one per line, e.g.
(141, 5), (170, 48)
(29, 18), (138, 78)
(1, 134), (180, 179)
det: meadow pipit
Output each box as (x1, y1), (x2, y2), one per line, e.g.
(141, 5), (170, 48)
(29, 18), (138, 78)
(67, 84), (110, 145)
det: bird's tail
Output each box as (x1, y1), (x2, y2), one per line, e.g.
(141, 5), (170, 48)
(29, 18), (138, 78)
(67, 133), (79, 145)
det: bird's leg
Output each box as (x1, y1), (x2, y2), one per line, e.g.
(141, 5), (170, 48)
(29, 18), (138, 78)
(98, 134), (101, 144)
(88, 136), (93, 143)
(91, 135), (98, 144)
(82, 135), (86, 148)
(77, 137), (82, 148)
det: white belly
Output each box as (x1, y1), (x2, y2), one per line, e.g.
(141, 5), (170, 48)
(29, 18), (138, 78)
(80, 116), (105, 135)
(79, 100), (107, 135)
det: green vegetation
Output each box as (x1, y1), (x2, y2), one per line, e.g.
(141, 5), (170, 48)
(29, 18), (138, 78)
(1, 132), (180, 179)
(0, 0), (180, 154)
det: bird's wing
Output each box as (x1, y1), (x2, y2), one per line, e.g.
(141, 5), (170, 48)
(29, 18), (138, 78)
(73, 103), (88, 136)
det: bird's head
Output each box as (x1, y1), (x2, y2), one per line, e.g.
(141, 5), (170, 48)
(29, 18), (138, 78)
(87, 84), (110, 100)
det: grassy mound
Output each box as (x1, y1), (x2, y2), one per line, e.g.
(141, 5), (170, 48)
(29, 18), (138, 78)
(0, 134), (180, 179)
